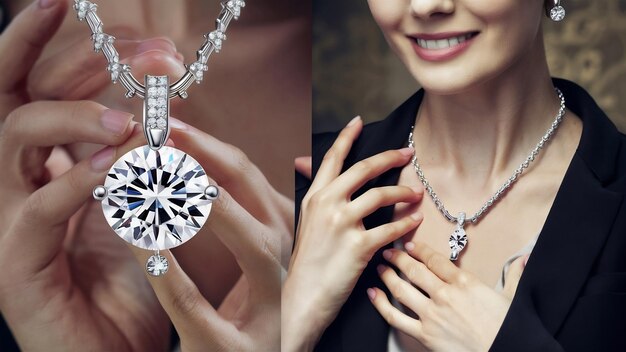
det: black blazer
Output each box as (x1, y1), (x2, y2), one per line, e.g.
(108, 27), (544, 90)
(295, 79), (626, 352)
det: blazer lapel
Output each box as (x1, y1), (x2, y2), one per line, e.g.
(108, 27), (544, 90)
(499, 79), (624, 340)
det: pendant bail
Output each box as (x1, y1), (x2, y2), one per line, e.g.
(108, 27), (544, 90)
(144, 75), (170, 150)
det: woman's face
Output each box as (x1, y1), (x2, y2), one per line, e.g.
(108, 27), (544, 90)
(368, 0), (546, 94)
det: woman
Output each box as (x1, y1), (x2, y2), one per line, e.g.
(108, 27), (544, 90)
(285, 1), (626, 351)
(0, 0), (307, 350)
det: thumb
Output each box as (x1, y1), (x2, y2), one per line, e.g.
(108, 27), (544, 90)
(502, 254), (528, 300)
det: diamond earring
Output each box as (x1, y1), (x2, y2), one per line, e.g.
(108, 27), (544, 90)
(547, 0), (565, 22)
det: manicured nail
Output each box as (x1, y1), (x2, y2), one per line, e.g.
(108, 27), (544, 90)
(347, 115), (361, 127)
(136, 38), (176, 55)
(410, 212), (423, 221)
(404, 241), (415, 251)
(91, 146), (115, 172)
(367, 288), (376, 300)
(377, 264), (385, 275)
(382, 249), (392, 261)
(399, 147), (414, 157)
(101, 109), (133, 135)
(38, 0), (58, 9)
(169, 116), (187, 130)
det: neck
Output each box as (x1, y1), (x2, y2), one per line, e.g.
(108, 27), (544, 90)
(412, 34), (561, 186)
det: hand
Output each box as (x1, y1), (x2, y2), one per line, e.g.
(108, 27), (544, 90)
(121, 117), (286, 351)
(369, 241), (527, 352)
(0, 2), (176, 350)
(283, 116), (424, 351)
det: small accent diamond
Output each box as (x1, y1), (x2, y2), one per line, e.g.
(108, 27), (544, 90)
(92, 32), (114, 52)
(146, 254), (169, 276)
(225, 0), (245, 19)
(207, 30), (227, 52)
(550, 6), (565, 21)
(74, 0), (97, 21)
(107, 60), (129, 83)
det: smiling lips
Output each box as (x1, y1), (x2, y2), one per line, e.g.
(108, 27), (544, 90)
(409, 31), (479, 62)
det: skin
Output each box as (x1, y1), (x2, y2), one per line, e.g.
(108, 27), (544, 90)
(285, 0), (583, 351)
(0, 0), (299, 350)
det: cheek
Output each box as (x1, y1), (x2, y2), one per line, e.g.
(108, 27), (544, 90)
(368, 0), (406, 29)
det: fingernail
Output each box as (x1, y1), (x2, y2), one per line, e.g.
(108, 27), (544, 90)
(169, 116), (187, 130)
(91, 146), (115, 172)
(136, 38), (176, 55)
(523, 255), (529, 267)
(410, 212), (422, 221)
(377, 264), (385, 275)
(38, 0), (58, 9)
(367, 288), (376, 300)
(399, 147), (414, 157)
(101, 109), (133, 135)
(347, 115), (361, 127)
(382, 249), (392, 261)
(405, 241), (415, 251)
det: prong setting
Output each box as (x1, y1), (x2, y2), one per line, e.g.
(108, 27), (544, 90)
(93, 185), (108, 200)
(204, 185), (219, 200)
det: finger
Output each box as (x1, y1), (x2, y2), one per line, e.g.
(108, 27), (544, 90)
(377, 264), (429, 316)
(502, 255), (527, 300)
(382, 248), (444, 296)
(329, 148), (414, 197)
(1, 101), (135, 153)
(6, 127), (155, 274)
(347, 186), (422, 220)
(405, 241), (460, 284)
(364, 214), (423, 252)
(0, 0), (67, 92)
(30, 36), (180, 100)
(7, 145), (119, 274)
(127, 248), (239, 347)
(209, 186), (281, 288)
(167, 118), (281, 224)
(367, 287), (422, 338)
(308, 116), (362, 194)
(295, 156), (312, 180)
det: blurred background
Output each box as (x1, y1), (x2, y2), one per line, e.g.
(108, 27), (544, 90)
(313, 0), (626, 133)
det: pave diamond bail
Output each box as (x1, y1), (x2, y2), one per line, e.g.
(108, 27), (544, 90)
(144, 75), (170, 150)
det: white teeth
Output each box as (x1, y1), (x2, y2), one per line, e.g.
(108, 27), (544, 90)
(415, 33), (474, 49)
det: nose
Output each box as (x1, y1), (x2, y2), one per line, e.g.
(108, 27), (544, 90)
(410, 0), (455, 19)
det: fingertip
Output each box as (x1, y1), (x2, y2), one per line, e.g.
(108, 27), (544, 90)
(404, 241), (415, 251)
(347, 115), (361, 127)
(398, 147), (415, 157)
(367, 288), (377, 300)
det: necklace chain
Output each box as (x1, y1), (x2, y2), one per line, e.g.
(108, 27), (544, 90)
(408, 87), (566, 225)
(72, 0), (245, 100)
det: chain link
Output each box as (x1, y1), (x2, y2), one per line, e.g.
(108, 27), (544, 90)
(72, 0), (245, 100)
(408, 87), (566, 225)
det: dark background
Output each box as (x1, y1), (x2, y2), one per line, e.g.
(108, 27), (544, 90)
(313, 0), (626, 133)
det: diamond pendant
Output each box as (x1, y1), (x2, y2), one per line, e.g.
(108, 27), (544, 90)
(449, 212), (468, 261)
(93, 75), (219, 276)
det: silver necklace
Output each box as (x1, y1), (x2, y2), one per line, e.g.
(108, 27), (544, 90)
(408, 87), (566, 261)
(76, 0), (245, 276)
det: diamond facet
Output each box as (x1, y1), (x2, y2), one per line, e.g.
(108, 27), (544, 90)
(100, 146), (212, 250)
(146, 254), (169, 276)
(449, 228), (468, 252)
(550, 5), (565, 21)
